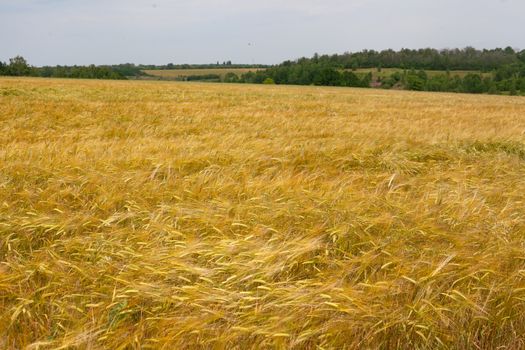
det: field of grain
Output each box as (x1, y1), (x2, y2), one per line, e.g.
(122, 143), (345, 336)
(143, 68), (261, 79)
(1, 77), (525, 349)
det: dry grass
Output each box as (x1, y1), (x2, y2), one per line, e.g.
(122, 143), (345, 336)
(143, 68), (260, 79)
(1, 77), (525, 349)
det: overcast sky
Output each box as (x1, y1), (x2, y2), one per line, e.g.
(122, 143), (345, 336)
(1, 0), (524, 66)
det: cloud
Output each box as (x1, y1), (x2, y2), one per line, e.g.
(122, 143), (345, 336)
(1, 0), (523, 65)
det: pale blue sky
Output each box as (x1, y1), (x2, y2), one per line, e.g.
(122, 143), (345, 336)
(1, 0), (524, 66)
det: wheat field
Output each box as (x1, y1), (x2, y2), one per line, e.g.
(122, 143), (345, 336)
(1, 77), (525, 349)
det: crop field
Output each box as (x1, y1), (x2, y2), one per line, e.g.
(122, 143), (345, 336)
(143, 68), (486, 81)
(143, 68), (261, 79)
(2, 77), (525, 349)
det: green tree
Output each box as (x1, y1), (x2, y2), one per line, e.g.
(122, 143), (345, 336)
(449, 76), (463, 92)
(488, 86), (499, 94)
(313, 67), (342, 86)
(263, 78), (275, 84)
(341, 71), (361, 87)
(462, 74), (484, 93)
(482, 77), (495, 93)
(518, 50), (525, 64)
(519, 78), (525, 93)
(8, 56), (31, 76)
(406, 74), (425, 91)
(240, 71), (256, 83)
(509, 79), (518, 95)
(426, 74), (449, 91)
(223, 72), (239, 83)
(360, 72), (372, 88)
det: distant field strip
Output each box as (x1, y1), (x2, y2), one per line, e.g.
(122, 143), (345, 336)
(143, 68), (262, 79)
(1, 78), (525, 349)
(352, 68), (490, 78)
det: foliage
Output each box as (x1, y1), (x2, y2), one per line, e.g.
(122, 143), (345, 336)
(0, 56), (126, 80)
(111, 63), (146, 77)
(233, 47), (525, 94)
(406, 72), (425, 91)
(39, 65), (127, 80)
(297, 47), (519, 71)
(7, 56), (32, 76)
(462, 74), (484, 93)
(223, 72), (240, 83)
(239, 63), (372, 88)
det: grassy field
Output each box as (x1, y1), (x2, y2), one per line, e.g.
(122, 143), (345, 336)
(143, 68), (261, 79)
(2, 77), (525, 349)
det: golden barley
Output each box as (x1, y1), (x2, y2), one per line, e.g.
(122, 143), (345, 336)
(1, 77), (525, 349)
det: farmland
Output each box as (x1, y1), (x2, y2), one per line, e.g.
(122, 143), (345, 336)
(142, 67), (488, 82)
(143, 68), (261, 80)
(1, 77), (525, 349)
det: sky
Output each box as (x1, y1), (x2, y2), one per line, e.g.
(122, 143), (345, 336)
(1, 0), (524, 66)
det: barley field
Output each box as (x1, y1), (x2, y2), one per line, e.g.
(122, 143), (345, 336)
(1, 77), (525, 349)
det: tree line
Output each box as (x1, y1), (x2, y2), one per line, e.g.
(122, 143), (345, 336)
(0, 56), (127, 80)
(0, 57), (267, 80)
(295, 47), (522, 71)
(224, 47), (525, 95)
(150, 62), (269, 70)
(229, 65), (525, 95)
(2, 48), (525, 94)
